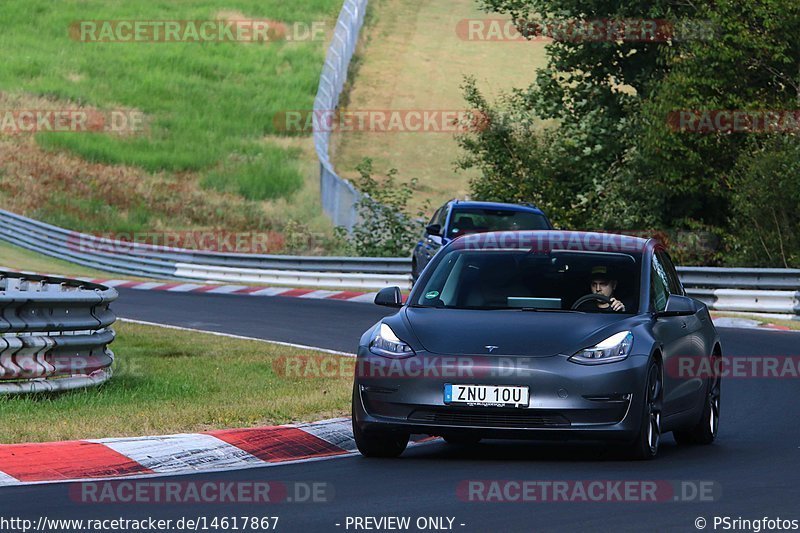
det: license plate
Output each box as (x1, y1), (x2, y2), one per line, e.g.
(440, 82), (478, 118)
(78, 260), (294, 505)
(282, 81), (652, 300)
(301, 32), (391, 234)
(444, 384), (529, 408)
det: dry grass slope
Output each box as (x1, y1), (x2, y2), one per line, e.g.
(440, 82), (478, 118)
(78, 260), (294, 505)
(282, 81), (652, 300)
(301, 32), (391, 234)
(332, 0), (549, 212)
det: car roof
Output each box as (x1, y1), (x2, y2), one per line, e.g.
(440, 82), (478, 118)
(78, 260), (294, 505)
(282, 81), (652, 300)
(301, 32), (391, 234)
(447, 200), (546, 216)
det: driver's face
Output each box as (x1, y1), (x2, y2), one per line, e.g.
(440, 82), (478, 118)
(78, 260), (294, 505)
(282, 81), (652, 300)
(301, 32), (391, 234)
(591, 279), (616, 297)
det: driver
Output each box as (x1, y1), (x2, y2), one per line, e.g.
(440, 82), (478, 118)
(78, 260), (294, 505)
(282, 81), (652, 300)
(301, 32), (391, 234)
(590, 266), (626, 312)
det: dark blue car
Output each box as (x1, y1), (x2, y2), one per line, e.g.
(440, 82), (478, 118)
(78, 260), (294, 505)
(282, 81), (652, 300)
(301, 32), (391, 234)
(411, 200), (553, 282)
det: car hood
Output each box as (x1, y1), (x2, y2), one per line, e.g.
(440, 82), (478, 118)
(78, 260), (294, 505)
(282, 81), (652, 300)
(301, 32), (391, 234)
(403, 307), (635, 357)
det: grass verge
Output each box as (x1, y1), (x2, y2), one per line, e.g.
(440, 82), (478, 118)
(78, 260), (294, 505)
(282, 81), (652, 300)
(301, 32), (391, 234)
(332, 0), (549, 212)
(0, 0), (348, 252)
(0, 321), (355, 443)
(0, 0), (339, 197)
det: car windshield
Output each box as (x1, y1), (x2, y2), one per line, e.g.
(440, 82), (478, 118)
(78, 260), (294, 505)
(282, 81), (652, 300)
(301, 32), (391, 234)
(447, 209), (548, 239)
(413, 249), (640, 313)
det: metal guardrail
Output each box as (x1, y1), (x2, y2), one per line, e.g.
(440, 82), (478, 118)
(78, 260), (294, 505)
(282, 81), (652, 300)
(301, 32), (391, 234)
(685, 288), (800, 316)
(1, 207), (798, 311)
(677, 267), (800, 290)
(0, 209), (411, 289)
(677, 267), (800, 316)
(0, 270), (117, 394)
(314, 0), (368, 231)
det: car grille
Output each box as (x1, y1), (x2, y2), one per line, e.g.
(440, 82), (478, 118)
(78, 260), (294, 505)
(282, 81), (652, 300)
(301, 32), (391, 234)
(408, 409), (570, 428)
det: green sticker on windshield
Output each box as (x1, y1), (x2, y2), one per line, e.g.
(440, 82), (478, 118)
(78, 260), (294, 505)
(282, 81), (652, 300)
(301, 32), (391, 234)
(425, 290), (440, 299)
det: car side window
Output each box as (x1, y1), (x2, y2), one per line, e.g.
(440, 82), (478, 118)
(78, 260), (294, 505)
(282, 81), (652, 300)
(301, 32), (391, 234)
(656, 250), (684, 295)
(429, 207), (442, 226)
(437, 206), (448, 228)
(650, 253), (670, 312)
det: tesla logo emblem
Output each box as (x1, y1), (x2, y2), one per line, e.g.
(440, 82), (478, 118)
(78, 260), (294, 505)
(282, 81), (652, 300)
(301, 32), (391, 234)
(485, 345), (499, 353)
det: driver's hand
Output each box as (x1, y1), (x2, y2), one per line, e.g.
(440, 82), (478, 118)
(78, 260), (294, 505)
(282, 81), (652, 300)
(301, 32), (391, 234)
(610, 298), (625, 312)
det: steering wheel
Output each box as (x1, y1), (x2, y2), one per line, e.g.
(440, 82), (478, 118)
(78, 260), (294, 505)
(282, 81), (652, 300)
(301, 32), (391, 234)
(571, 293), (612, 310)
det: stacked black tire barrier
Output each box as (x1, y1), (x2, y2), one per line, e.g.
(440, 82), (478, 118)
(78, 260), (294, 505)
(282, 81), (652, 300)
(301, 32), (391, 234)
(0, 271), (117, 394)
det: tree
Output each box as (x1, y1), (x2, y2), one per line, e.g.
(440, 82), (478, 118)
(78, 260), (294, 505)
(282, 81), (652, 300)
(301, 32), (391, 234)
(462, 0), (696, 229)
(461, 0), (800, 265)
(728, 136), (800, 267)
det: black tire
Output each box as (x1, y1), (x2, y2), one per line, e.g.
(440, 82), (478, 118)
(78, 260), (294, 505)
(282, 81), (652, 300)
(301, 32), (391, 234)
(443, 435), (481, 445)
(628, 359), (663, 460)
(674, 371), (720, 446)
(352, 394), (408, 458)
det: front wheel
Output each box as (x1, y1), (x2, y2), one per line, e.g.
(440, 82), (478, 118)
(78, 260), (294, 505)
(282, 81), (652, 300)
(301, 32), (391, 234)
(352, 394), (408, 458)
(628, 359), (663, 460)
(674, 376), (720, 446)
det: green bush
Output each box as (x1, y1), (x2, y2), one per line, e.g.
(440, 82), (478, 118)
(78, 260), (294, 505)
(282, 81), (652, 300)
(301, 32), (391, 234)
(347, 159), (429, 257)
(727, 137), (800, 267)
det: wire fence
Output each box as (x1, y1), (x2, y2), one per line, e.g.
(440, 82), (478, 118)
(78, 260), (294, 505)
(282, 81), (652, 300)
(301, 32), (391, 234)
(314, 0), (369, 231)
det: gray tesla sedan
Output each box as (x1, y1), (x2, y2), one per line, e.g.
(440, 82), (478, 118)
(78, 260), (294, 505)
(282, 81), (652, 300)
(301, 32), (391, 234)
(352, 231), (722, 460)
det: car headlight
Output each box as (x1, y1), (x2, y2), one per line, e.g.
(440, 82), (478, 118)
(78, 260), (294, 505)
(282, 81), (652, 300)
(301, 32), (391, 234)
(369, 323), (415, 358)
(569, 331), (633, 365)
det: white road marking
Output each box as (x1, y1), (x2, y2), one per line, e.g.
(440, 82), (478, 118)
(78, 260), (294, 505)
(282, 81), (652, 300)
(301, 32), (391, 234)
(129, 282), (169, 290)
(90, 433), (264, 473)
(298, 290), (340, 299)
(118, 318), (355, 356)
(93, 279), (132, 287)
(165, 283), (207, 292)
(0, 471), (21, 486)
(205, 285), (249, 294)
(247, 287), (292, 296)
(346, 293), (378, 303)
(297, 418), (356, 451)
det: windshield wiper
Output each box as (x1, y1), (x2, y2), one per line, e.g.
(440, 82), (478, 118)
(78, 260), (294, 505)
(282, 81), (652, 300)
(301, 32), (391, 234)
(453, 306), (510, 310)
(519, 307), (581, 313)
(410, 305), (512, 310)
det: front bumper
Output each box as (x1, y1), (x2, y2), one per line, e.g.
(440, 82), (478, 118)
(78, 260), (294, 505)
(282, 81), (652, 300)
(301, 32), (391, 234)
(352, 347), (650, 441)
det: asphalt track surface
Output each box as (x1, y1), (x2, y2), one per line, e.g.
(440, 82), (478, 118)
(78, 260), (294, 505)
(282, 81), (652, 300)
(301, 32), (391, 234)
(113, 287), (393, 353)
(3, 288), (800, 532)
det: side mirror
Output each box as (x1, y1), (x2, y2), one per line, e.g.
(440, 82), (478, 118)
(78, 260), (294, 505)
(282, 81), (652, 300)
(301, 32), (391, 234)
(374, 286), (403, 308)
(655, 294), (697, 317)
(425, 223), (441, 237)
